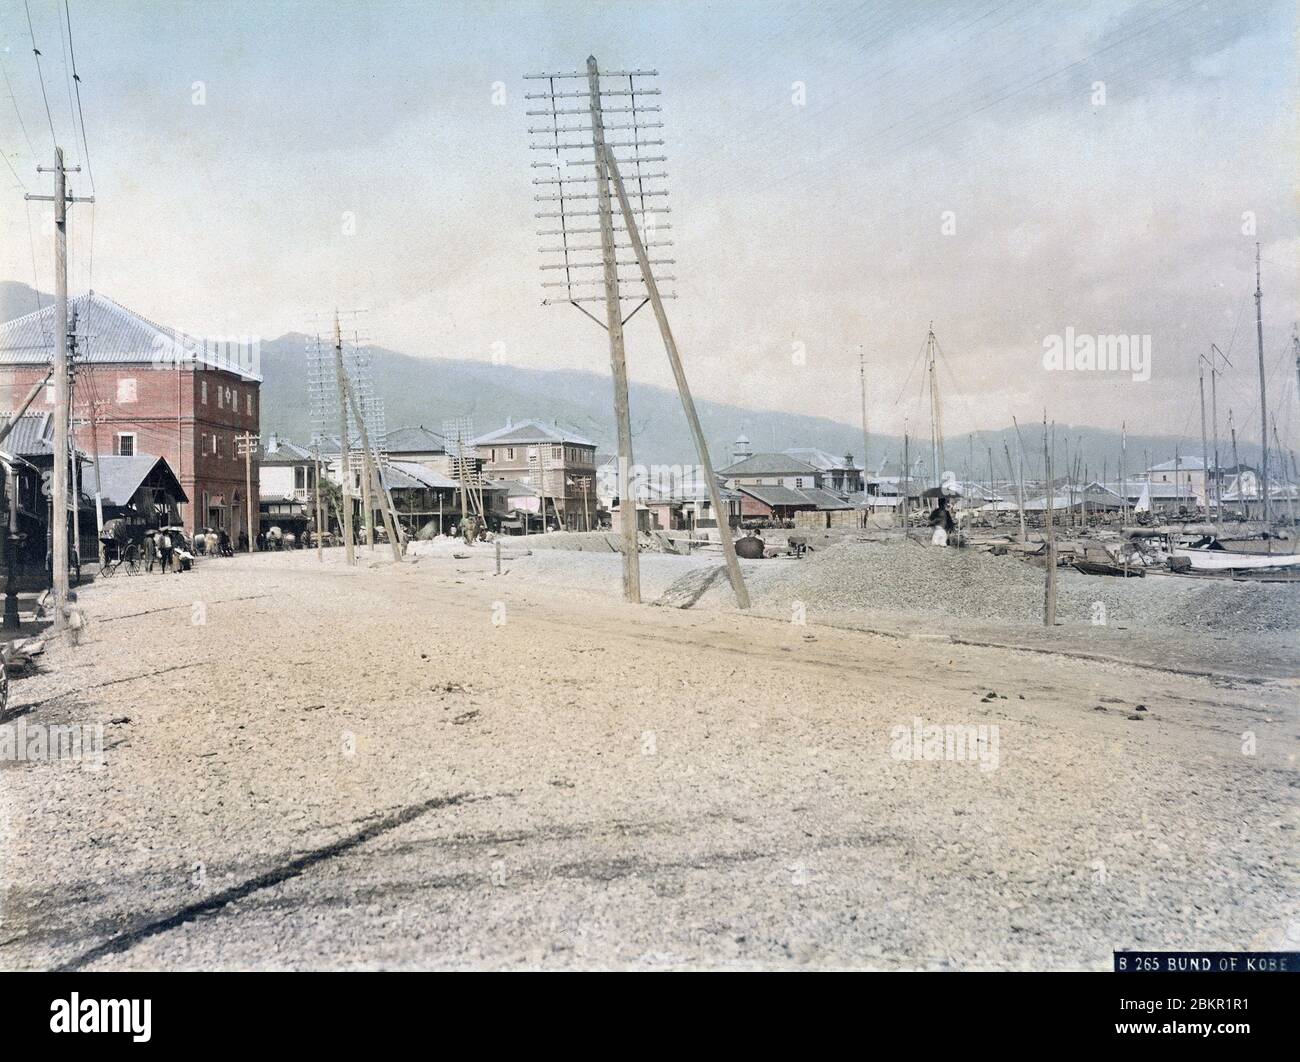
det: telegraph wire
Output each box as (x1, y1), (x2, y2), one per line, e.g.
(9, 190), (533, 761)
(22, 0), (58, 148)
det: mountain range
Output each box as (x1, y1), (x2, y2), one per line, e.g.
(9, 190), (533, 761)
(1, 281), (1273, 478)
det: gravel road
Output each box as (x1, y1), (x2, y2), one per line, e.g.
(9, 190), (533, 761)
(1, 545), (1294, 970)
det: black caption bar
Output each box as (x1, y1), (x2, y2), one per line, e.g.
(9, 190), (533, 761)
(1115, 952), (1299, 973)
(0, 969), (1292, 1049)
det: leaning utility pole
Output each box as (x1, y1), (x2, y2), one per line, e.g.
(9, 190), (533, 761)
(332, 314), (356, 566)
(25, 147), (92, 631)
(605, 145), (749, 606)
(342, 375), (402, 562)
(1254, 243), (1270, 531)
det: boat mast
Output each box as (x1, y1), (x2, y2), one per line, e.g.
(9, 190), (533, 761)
(1254, 243), (1270, 533)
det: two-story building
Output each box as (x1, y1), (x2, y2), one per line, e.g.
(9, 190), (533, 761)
(782, 448), (865, 495)
(0, 293), (261, 539)
(474, 420), (598, 530)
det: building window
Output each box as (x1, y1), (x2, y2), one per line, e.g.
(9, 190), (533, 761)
(795, 478), (804, 488)
(201, 379), (208, 404)
(246, 392), (253, 416)
(116, 377), (138, 403)
(506, 447), (515, 460)
(44, 382), (54, 404)
(217, 387), (224, 409)
(116, 433), (136, 457)
(553, 446), (563, 460)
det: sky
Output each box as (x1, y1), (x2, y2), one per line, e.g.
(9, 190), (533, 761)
(1, 0), (1297, 452)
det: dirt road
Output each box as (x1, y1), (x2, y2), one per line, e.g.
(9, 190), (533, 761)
(1, 547), (1294, 969)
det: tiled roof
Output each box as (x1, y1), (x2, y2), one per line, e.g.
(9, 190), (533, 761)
(738, 482), (854, 510)
(719, 452), (821, 478)
(782, 448), (860, 472)
(795, 486), (854, 510)
(0, 411), (55, 456)
(261, 437), (316, 465)
(0, 293), (262, 382)
(473, 420), (595, 447)
(385, 425), (447, 454)
(383, 460), (459, 491)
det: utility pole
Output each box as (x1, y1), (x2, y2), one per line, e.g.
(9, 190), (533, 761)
(858, 347), (869, 496)
(1198, 360), (1210, 520)
(1120, 423), (1128, 526)
(68, 307), (81, 565)
(588, 57), (641, 602)
(237, 431), (259, 550)
(1208, 344), (1230, 533)
(332, 313), (355, 566)
(605, 146), (749, 606)
(925, 325), (942, 488)
(26, 147), (92, 631)
(313, 445), (324, 561)
(1254, 243), (1270, 532)
(903, 431), (910, 532)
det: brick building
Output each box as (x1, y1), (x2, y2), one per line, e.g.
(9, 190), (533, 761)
(0, 293), (261, 539)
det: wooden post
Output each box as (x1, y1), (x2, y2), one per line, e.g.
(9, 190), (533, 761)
(1004, 441), (1025, 543)
(48, 149), (70, 629)
(342, 374), (402, 562)
(495, 537), (501, 575)
(332, 313), (356, 566)
(242, 430), (257, 551)
(587, 56), (641, 603)
(604, 145), (749, 607)
(1254, 244), (1270, 532)
(903, 432), (910, 532)
(1043, 419), (1056, 626)
(313, 449), (324, 561)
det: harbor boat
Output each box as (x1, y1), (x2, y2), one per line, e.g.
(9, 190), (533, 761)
(1172, 547), (1300, 572)
(1072, 559), (1145, 577)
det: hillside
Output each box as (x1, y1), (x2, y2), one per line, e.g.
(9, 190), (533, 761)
(0, 281), (1266, 474)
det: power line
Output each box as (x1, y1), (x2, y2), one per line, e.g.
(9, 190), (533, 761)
(63, 0), (93, 192)
(23, 0), (58, 148)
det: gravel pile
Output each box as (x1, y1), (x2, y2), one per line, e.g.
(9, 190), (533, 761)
(698, 540), (1300, 633)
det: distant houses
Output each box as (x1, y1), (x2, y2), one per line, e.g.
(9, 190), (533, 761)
(473, 419), (598, 531)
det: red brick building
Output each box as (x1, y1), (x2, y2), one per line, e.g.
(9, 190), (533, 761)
(0, 293), (261, 539)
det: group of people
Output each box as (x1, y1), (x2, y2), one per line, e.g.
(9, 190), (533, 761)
(192, 527), (235, 558)
(139, 528), (188, 573)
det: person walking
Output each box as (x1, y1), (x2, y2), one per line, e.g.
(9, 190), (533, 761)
(142, 531), (157, 572)
(158, 529), (175, 573)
